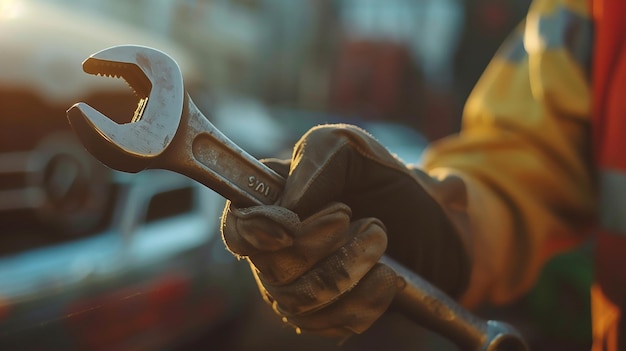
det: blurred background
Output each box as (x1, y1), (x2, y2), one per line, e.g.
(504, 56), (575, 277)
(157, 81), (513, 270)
(0, 0), (592, 350)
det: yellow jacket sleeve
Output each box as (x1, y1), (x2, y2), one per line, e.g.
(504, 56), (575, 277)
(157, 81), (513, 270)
(421, 0), (596, 307)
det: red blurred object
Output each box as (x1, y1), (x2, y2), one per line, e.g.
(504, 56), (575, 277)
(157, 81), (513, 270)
(329, 40), (423, 123)
(328, 39), (463, 140)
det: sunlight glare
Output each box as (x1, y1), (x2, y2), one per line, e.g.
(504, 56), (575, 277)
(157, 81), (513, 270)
(0, 0), (25, 20)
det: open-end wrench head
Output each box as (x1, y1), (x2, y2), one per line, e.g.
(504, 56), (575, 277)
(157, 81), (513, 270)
(67, 45), (184, 172)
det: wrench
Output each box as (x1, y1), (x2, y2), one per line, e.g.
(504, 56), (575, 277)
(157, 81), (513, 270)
(66, 45), (528, 351)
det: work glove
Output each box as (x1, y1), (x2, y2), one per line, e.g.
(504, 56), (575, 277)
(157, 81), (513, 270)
(221, 123), (471, 341)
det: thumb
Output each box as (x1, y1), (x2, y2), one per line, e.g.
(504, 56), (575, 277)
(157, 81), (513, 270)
(279, 124), (406, 219)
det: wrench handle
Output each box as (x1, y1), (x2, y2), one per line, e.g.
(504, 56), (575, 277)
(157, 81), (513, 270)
(161, 94), (286, 207)
(382, 255), (527, 351)
(163, 95), (527, 351)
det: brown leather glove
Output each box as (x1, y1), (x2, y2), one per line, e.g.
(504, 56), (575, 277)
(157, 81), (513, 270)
(221, 124), (470, 340)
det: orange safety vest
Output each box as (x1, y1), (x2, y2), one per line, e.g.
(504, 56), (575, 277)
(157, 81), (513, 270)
(591, 0), (626, 350)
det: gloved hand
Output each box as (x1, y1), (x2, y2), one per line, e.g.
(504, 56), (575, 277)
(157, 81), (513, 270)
(221, 124), (471, 341)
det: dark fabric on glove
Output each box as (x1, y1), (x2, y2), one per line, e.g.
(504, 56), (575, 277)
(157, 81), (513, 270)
(275, 124), (470, 298)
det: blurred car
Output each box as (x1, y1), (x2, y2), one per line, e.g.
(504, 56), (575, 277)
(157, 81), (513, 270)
(0, 2), (253, 350)
(0, 168), (252, 351)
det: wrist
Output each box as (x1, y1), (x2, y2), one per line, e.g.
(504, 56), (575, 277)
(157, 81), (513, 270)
(427, 168), (516, 308)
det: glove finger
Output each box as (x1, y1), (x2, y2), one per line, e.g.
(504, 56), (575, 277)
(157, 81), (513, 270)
(221, 202), (298, 256)
(283, 263), (399, 340)
(247, 202), (354, 285)
(261, 217), (388, 315)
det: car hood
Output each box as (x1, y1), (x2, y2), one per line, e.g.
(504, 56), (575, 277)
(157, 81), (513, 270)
(0, 1), (200, 104)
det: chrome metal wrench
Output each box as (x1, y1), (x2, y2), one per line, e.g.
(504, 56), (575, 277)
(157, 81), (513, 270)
(66, 45), (528, 351)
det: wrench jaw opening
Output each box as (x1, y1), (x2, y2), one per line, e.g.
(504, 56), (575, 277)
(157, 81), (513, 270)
(82, 57), (152, 124)
(65, 45), (185, 174)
